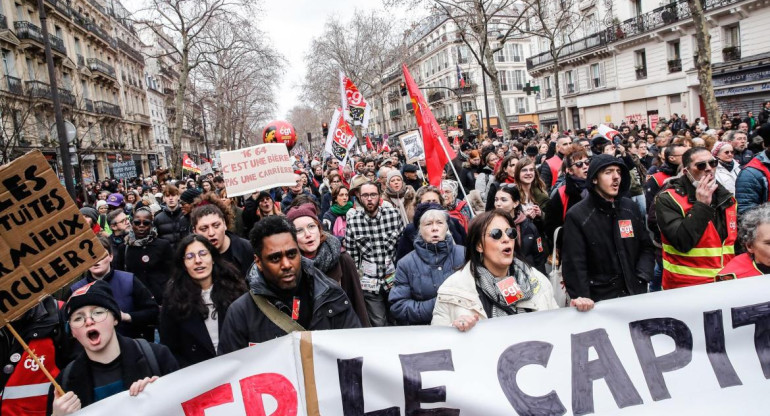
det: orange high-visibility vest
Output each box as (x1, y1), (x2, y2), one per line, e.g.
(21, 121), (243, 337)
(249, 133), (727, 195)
(650, 171), (671, 187)
(545, 156), (562, 187)
(661, 190), (737, 289)
(716, 253), (762, 281)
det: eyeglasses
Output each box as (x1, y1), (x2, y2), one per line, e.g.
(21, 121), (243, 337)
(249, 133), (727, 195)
(297, 223), (319, 237)
(70, 307), (109, 328)
(487, 227), (517, 240)
(360, 193), (379, 200)
(111, 217), (129, 226)
(184, 249), (210, 262)
(570, 159), (590, 168)
(722, 150), (734, 155)
(693, 159), (719, 170)
(132, 219), (152, 226)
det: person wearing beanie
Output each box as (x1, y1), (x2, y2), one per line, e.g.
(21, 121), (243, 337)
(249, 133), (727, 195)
(736, 123), (770, 214)
(218, 216), (361, 353)
(561, 154), (655, 301)
(95, 200), (111, 235)
(395, 195), (467, 264)
(287, 204), (370, 327)
(49, 280), (177, 415)
(402, 164), (423, 192)
(66, 235), (159, 341)
(388, 204), (465, 325)
(381, 169), (416, 225)
(80, 206), (102, 235)
(179, 188), (202, 215)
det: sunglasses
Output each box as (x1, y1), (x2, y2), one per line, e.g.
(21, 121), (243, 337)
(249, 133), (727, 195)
(488, 227), (517, 240)
(571, 159), (591, 168)
(693, 159), (718, 170)
(133, 219), (152, 226)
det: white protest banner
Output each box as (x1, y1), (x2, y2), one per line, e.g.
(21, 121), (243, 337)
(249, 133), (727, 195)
(77, 277), (770, 415)
(220, 143), (296, 197)
(598, 124), (622, 143)
(199, 162), (214, 176)
(76, 335), (306, 416)
(399, 130), (426, 164)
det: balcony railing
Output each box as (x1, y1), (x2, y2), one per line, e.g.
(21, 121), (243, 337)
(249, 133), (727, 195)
(87, 58), (116, 79)
(85, 22), (116, 49)
(5, 76), (22, 95)
(454, 84), (478, 95)
(527, 0), (742, 70)
(14, 21), (66, 55)
(390, 108), (401, 118)
(58, 88), (75, 106)
(45, 0), (72, 17)
(387, 91), (400, 102)
(668, 58), (682, 72)
(160, 66), (180, 79)
(428, 91), (445, 103)
(25, 80), (52, 100)
(94, 100), (121, 117)
(117, 38), (144, 63)
(84, 98), (94, 112)
(723, 46), (741, 62)
(89, 0), (107, 16)
(72, 9), (88, 29)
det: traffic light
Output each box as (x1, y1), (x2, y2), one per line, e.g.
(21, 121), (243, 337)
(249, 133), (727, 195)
(457, 114), (465, 130)
(399, 82), (407, 97)
(322, 122), (328, 136)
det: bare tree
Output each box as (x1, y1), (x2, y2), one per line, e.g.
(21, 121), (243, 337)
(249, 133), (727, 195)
(301, 9), (410, 133)
(688, 0), (718, 128)
(136, 0), (257, 175)
(515, 0), (591, 131)
(286, 105), (323, 153)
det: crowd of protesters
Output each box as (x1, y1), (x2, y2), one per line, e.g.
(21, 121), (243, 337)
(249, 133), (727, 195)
(2, 105), (770, 415)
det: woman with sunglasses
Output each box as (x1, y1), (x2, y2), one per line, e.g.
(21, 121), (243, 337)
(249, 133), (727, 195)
(712, 142), (740, 194)
(160, 234), (247, 368)
(113, 207), (174, 307)
(432, 210), (593, 331)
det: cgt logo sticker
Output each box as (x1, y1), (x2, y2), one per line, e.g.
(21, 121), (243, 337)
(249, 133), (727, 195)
(619, 220), (634, 238)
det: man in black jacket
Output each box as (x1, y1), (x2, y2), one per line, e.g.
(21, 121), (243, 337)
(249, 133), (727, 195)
(562, 154), (655, 301)
(191, 204), (254, 280)
(153, 184), (190, 251)
(218, 216), (361, 354)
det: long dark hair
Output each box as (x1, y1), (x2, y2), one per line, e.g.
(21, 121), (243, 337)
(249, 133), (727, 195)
(465, 210), (516, 278)
(164, 234), (247, 320)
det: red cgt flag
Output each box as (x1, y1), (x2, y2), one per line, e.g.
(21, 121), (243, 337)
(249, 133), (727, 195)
(365, 135), (374, 151)
(402, 64), (455, 186)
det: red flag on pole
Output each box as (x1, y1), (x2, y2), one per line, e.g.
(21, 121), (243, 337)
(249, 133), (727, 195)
(365, 135), (374, 151)
(402, 64), (456, 186)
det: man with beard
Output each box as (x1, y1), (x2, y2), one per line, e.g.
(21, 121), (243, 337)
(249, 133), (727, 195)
(562, 154), (654, 301)
(218, 216), (360, 353)
(154, 184), (191, 251)
(656, 147), (737, 289)
(344, 182), (406, 326)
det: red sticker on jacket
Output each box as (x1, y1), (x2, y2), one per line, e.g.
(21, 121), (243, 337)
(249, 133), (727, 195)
(619, 220), (634, 238)
(292, 298), (300, 320)
(496, 277), (524, 305)
(536, 237), (543, 253)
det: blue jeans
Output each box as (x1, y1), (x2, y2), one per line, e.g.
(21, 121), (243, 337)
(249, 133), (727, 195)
(650, 257), (663, 292)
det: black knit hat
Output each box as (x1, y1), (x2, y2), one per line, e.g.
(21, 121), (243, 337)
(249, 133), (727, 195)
(413, 202), (446, 226)
(65, 280), (122, 323)
(180, 188), (202, 204)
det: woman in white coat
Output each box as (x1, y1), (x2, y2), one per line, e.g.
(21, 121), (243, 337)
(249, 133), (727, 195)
(713, 142), (740, 194)
(431, 210), (594, 331)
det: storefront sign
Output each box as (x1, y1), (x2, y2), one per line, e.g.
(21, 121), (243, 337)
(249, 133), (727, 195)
(713, 67), (770, 87)
(715, 82), (770, 97)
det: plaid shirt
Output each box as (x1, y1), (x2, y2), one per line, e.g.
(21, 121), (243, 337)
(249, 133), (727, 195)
(344, 206), (405, 280)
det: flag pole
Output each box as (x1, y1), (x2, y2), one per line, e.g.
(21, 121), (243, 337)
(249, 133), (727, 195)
(436, 136), (475, 218)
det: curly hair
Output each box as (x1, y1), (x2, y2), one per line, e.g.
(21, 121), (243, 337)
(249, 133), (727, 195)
(250, 215), (297, 257)
(415, 185), (444, 205)
(164, 234), (247, 320)
(191, 193), (235, 230)
(738, 205), (770, 249)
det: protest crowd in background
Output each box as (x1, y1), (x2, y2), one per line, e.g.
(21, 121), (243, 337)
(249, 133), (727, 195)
(3, 101), (770, 415)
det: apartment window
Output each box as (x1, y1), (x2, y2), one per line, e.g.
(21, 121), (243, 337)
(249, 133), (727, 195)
(456, 46), (470, 64)
(589, 63), (604, 88)
(723, 25), (741, 61)
(635, 50), (647, 79)
(544, 76), (552, 97)
(488, 100), (497, 117)
(2, 49), (16, 77)
(15, 4), (22, 21)
(585, 13), (598, 35)
(495, 45), (505, 62)
(25, 58), (35, 80)
(632, 0), (642, 17)
(61, 72), (71, 90)
(667, 41), (682, 73)
(513, 70), (525, 90)
(511, 44), (523, 62)
(55, 26), (62, 39)
(461, 101), (475, 112)
(499, 70), (510, 91)
(81, 80), (89, 98)
(516, 97), (528, 114)
(565, 70), (575, 93)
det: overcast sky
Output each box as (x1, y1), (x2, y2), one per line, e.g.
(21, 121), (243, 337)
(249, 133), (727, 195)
(123, 0), (414, 119)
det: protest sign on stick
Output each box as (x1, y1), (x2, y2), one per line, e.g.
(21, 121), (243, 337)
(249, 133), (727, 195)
(220, 143), (297, 197)
(111, 161), (137, 180)
(0, 150), (107, 395)
(398, 130), (426, 164)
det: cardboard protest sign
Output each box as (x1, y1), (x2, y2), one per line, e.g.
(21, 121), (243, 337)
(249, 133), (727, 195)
(76, 276), (770, 415)
(199, 162), (214, 176)
(111, 161), (137, 180)
(220, 143), (297, 197)
(399, 130), (425, 164)
(0, 151), (106, 324)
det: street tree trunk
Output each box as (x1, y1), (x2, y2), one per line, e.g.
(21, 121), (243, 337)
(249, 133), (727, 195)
(688, 0), (719, 127)
(482, 46), (511, 141)
(171, 44), (190, 178)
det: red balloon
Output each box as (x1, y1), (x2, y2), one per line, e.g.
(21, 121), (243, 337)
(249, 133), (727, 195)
(262, 120), (297, 150)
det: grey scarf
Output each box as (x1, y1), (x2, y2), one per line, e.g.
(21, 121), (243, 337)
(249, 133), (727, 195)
(126, 228), (157, 247)
(476, 258), (535, 318)
(310, 232), (341, 273)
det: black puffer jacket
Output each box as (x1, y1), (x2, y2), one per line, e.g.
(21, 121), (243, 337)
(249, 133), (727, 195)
(114, 236), (174, 304)
(217, 258), (361, 354)
(153, 206), (190, 250)
(561, 154), (655, 301)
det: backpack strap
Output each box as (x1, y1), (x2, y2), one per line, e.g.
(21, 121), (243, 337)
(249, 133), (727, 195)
(249, 292), (306, 334)
(134, 338), (160, 376)
(60, 361), (75, 391)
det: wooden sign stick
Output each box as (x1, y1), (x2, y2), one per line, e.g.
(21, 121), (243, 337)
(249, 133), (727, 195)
(4, 320), (65, 396)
